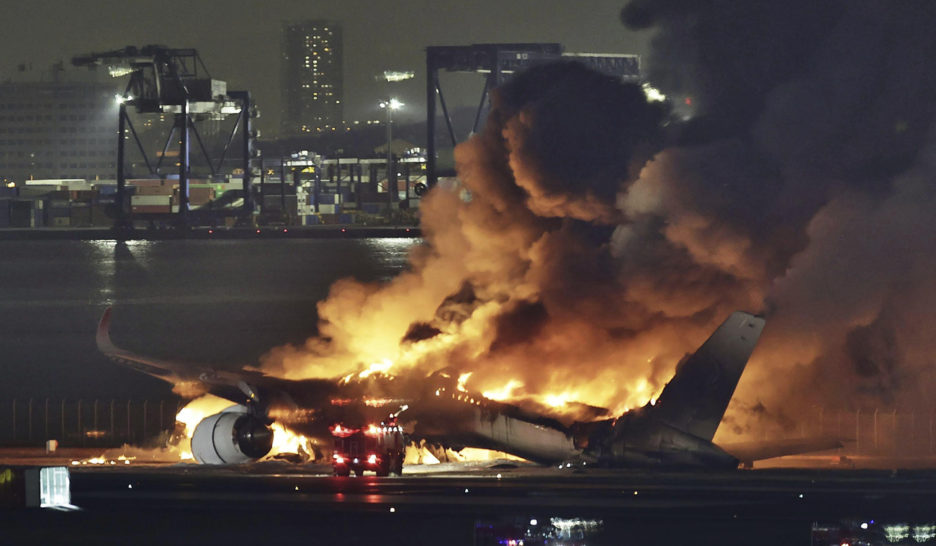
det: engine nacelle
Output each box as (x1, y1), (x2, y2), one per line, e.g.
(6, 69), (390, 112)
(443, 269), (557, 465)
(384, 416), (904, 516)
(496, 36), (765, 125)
(191, 406), (273, 464)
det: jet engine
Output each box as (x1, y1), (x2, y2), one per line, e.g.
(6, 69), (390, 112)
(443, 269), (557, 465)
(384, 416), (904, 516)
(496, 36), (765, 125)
(191, 406), (274, 464)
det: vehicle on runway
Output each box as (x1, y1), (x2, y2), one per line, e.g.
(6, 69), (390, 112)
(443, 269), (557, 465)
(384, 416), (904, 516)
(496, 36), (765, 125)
(330, 420), (405, 477)
(96, 308), (839, 469)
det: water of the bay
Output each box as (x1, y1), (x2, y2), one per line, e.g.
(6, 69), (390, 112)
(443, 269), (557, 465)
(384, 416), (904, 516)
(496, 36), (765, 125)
(0, 238), (419, 399)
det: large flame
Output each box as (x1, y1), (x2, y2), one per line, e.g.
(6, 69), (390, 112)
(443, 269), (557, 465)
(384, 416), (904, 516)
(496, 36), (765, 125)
(258, 64), (681, 424)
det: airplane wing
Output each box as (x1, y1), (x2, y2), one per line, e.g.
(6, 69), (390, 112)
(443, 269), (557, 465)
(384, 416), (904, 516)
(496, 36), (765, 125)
(718, 437), (844, 465)
(97, 306), (205, 384)
(97, 307), (323, 402)
(97, 307), (360, 436)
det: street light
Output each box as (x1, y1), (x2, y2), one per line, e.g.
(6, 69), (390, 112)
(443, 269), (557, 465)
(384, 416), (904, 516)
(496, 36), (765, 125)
(379, 98), (403, 208)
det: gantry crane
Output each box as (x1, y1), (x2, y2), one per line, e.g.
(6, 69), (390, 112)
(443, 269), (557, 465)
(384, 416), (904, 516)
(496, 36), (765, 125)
(73, 45), (259, 229)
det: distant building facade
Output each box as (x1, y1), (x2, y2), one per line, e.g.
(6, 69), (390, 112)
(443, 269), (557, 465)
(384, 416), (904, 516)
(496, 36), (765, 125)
(0, 68), (118, 183)
(281, 20), (344, 137)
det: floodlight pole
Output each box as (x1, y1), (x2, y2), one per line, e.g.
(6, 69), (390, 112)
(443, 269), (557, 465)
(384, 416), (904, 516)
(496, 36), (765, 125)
(115, 101), (128, 230)
(386, 103), (395, 208)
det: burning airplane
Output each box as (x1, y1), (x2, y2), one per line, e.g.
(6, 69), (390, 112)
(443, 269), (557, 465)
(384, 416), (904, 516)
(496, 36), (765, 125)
(97, 307), (837, 468)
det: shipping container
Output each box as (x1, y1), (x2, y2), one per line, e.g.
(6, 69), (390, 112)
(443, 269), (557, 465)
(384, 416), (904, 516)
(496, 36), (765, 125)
(24, 179), (83, 186)
(338, 213), (353, 224)
(303, 214), (320, 225)
(50, 217), (70, 227)
(71, 190), (96, 202)
(131, 195), (172, 206)
(18, 186), (61, 198)
(318, 204), (336, 214)
(0, 187), (16, 198)
(95, 184), (118, 196)
(64, 181), (93, 191)
(131, 205), (171, 214)
(188, 187), (215, 205)
(133, 185), (173, 196)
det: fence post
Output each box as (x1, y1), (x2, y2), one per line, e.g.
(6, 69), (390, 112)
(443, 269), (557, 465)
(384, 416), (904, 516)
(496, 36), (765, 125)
(44, 398), (50, 440)
(61, 399), (66, 444)
(11, 399), (16, 442)
(27, 398), (33, 443)
(77, 399), (83, 447)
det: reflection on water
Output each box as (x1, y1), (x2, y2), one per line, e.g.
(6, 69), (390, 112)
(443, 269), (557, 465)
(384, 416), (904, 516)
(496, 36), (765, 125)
(475, 516), (605, 546)
(83, 239), (155, 307)
(813, 520), (936, 545)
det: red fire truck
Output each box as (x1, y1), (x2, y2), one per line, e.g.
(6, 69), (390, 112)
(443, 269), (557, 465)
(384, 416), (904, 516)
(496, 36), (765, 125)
(330, 420), (405, 477)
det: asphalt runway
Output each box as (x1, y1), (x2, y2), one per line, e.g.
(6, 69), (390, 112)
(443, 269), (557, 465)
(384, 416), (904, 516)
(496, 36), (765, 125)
(6, 459), (936, 545)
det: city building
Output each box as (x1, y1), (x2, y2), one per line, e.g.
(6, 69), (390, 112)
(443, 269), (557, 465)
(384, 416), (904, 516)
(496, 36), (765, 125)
(0, 65), (118, 183)
(281, 20), (344, 137)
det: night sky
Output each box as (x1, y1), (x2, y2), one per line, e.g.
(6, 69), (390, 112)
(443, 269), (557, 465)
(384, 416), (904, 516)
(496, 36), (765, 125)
(0, 0), (649, 136)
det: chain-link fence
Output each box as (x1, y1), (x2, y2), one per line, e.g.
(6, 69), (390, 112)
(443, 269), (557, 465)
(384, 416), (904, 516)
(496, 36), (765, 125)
(2, 398), (182, 448)
(4, 400), (934, 458)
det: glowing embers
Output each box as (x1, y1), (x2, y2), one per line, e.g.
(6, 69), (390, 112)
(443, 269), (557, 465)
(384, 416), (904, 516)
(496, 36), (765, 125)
(71, 454), (135, 466)
(330, 423), (360, 438)
(266, 407), (317, 423)
(365, 398), (402, 408)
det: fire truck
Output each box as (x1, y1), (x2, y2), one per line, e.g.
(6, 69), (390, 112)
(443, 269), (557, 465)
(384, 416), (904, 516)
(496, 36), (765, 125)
(330, 419), (405, 477)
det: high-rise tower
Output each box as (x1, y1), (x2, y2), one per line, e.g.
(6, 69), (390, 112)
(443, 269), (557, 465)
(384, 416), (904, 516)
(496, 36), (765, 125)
(281, 20), (343, 137)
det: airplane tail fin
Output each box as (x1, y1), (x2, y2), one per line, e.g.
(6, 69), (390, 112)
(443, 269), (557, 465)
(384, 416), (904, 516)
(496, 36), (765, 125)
(96, 306), (117, 353)
(96, 307), (183, 382)
(652, 312), (766, 442)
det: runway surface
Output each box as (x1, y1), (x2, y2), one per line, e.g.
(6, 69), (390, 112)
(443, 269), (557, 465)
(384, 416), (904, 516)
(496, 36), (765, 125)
(5, 457), (936, 545)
